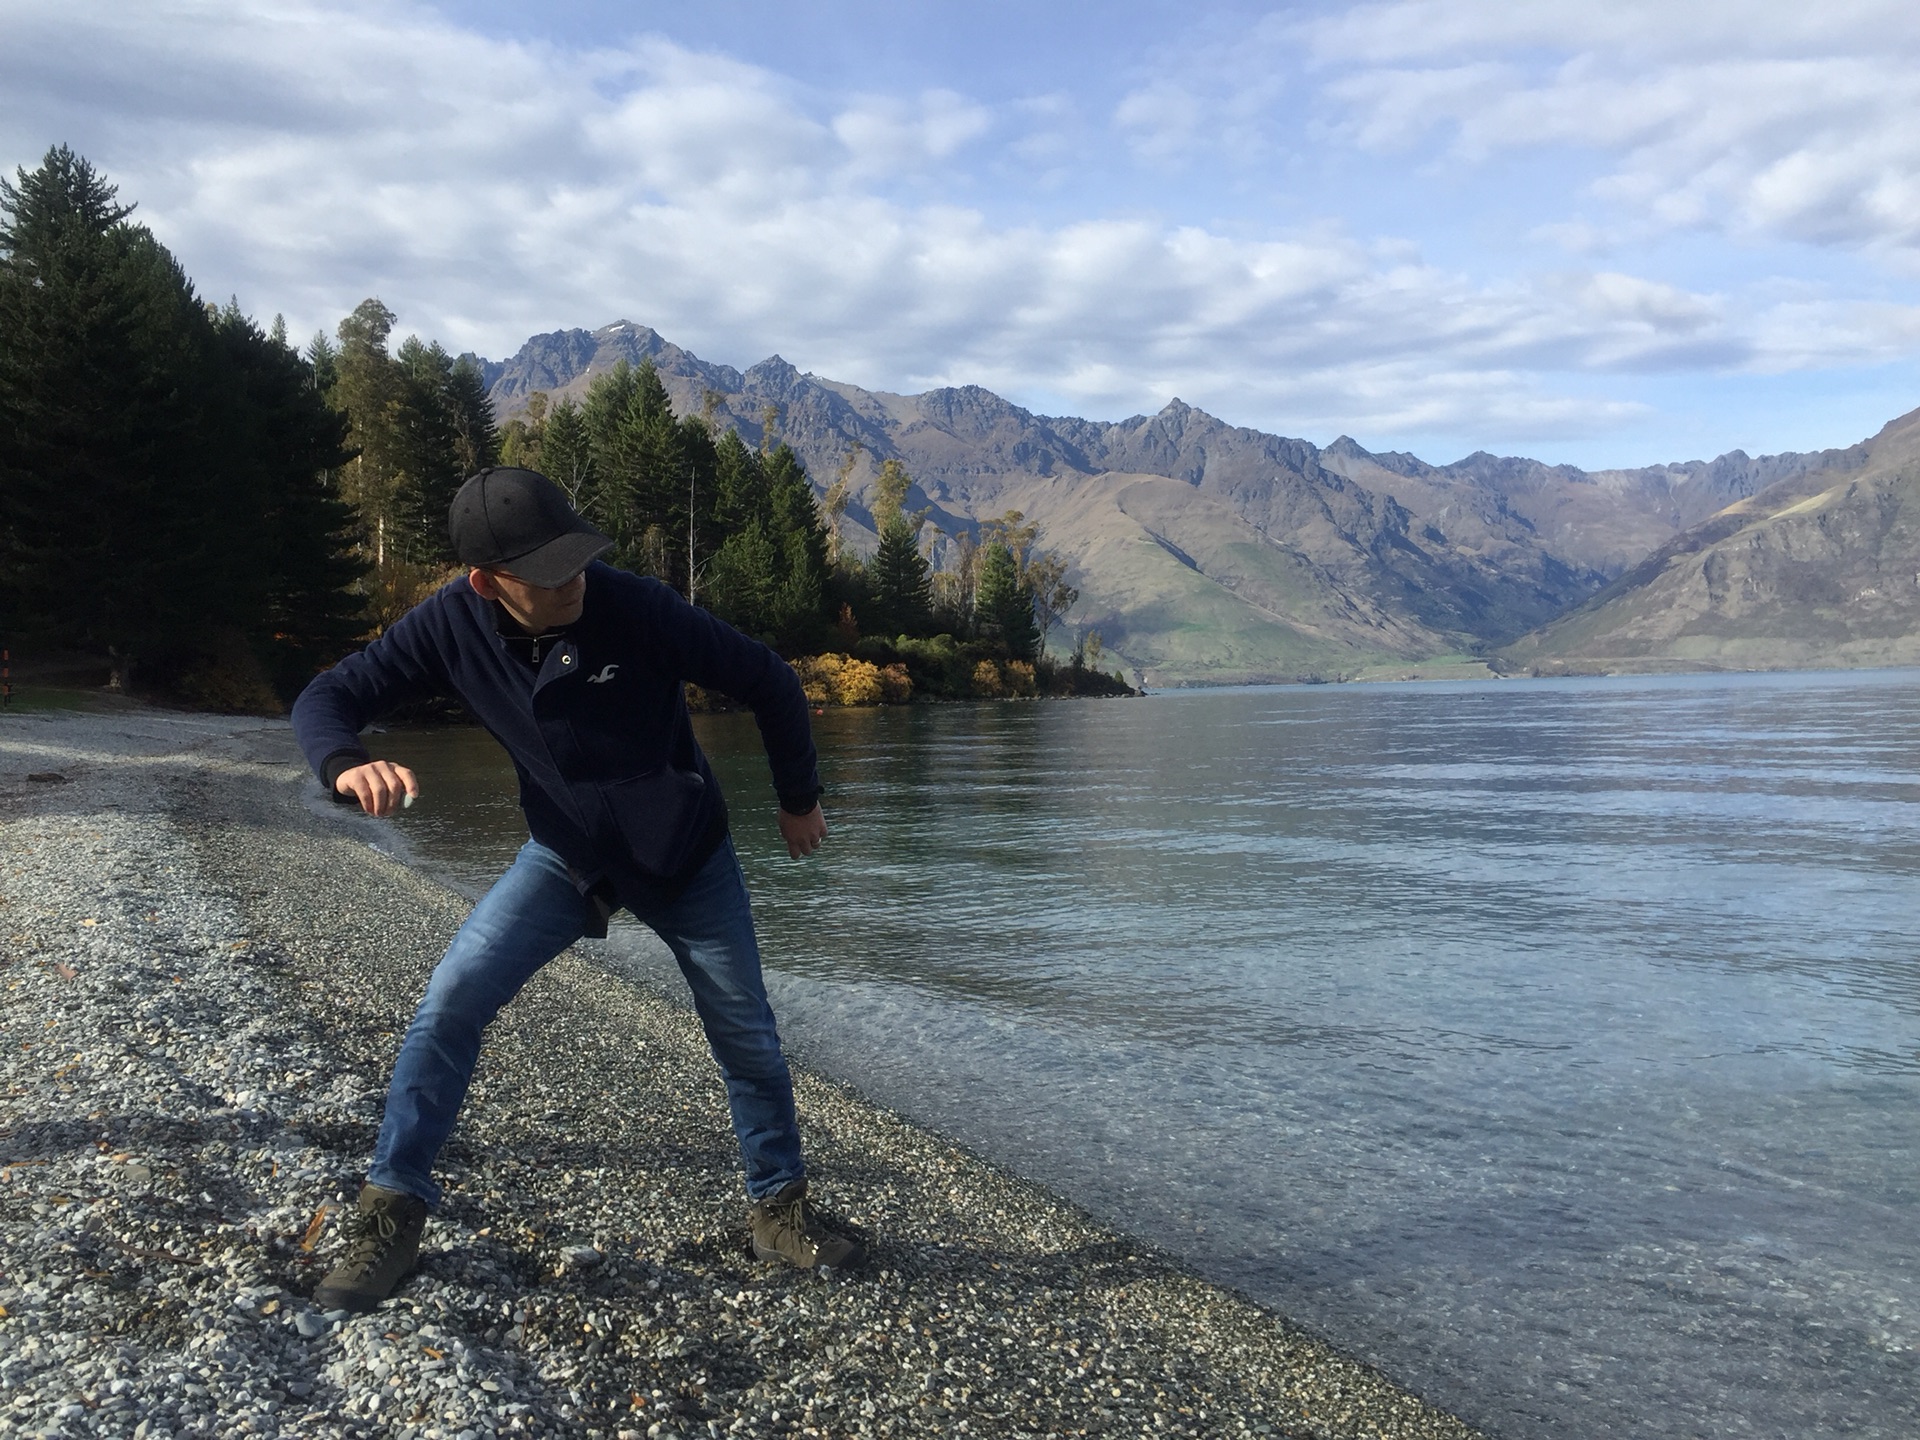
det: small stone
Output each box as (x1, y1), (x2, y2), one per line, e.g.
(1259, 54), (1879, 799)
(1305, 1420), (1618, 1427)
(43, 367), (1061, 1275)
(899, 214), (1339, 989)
(294, 1311), (327, 1338)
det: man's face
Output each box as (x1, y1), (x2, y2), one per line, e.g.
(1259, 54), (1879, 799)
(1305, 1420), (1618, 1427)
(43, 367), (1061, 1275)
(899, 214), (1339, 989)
(472, 566), (587, 632)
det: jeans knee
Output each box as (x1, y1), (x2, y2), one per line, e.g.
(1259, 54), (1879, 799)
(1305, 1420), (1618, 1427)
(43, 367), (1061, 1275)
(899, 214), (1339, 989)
(709, 1030), (790, 1084)
(408, 985), (502, 1048)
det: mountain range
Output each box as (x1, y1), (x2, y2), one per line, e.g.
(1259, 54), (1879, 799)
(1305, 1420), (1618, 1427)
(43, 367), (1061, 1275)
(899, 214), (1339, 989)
(474, 322), (1920, 685)
(1500, 406), (1920, 675)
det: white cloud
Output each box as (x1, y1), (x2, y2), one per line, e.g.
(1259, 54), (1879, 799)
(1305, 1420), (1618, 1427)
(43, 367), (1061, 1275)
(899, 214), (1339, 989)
(832, 90), (993, 179)
(1301, 0), (1920, 256)
(1300, 0), (1918, 66)
(1113, 80), (1207, 163)
(1109, 14), (1291, 169)
(1, 0), (1916, 457)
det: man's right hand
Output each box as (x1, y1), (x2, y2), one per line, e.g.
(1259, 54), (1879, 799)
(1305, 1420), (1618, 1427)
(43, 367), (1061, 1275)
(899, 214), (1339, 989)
(335, 760), (420, 817)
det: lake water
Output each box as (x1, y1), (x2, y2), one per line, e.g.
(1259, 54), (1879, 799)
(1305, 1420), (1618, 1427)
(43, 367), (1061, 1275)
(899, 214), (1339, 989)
(366, 670), (1920, 1439)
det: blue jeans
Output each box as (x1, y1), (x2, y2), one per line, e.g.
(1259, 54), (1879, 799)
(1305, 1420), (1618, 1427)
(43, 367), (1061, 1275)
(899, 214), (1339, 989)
(366, 836), (804, 1206)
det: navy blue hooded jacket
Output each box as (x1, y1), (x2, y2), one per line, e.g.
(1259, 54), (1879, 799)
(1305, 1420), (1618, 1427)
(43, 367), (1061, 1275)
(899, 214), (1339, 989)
(291, 562), (820, 908)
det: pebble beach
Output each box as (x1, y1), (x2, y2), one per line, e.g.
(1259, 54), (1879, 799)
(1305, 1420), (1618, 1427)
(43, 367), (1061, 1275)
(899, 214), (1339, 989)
(0, 705), (1480, 1440)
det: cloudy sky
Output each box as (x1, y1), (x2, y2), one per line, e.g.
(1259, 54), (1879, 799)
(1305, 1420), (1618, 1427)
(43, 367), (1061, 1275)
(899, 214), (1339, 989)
(7, 0), (1920, 468)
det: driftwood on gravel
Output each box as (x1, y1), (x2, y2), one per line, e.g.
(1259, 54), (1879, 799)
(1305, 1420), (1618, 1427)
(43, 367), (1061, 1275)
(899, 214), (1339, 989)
(0, 707), (1479, 1440)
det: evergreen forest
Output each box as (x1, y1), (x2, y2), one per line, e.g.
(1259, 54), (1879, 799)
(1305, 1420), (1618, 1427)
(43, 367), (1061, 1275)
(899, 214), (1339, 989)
(0, 148), (1128, 711)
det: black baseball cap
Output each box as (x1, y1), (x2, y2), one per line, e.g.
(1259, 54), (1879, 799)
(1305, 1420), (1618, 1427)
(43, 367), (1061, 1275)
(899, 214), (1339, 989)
(448, 467), (612, 587)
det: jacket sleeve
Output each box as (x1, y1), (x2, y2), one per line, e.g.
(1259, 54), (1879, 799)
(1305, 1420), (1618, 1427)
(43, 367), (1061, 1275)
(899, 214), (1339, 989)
(638, 580), (822, 811)
(290, 595), (452, 790)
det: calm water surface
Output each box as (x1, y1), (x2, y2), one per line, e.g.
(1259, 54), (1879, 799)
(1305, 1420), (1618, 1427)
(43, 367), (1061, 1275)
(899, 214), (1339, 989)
(370, 670), (1920, 1440)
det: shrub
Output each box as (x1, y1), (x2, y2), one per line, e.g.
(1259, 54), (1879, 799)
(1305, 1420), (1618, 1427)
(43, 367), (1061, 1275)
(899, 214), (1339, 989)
(971, 659), (1003, 697)
(832, 658), (884, 705)
(168, 629), (284, 715)
(791, 656), (833, 705)
(789, 653), (907, 706)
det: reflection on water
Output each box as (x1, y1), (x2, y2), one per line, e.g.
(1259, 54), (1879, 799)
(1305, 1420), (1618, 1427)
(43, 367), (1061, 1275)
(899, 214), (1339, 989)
(370, 670), (1920, 1440)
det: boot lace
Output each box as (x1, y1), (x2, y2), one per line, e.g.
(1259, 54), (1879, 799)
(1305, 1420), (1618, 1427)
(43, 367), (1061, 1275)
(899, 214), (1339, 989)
(339, 1206), (403, 1274)
(764, 1191), (838, 1261)
(766, 1193), (814, 1237)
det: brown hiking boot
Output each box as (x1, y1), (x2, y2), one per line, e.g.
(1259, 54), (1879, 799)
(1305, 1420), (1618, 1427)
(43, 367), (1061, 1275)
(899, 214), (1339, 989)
(749, 1180), (866, 1273)
(312, 1184), (428, 1313)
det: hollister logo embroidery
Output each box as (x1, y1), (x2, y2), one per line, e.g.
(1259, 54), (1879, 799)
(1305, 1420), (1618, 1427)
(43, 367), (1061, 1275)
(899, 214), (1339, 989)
(587, 664), (620, 684)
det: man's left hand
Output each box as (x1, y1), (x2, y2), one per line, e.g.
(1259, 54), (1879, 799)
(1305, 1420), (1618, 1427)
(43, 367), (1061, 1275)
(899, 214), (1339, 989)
(778, 804), (827, 859)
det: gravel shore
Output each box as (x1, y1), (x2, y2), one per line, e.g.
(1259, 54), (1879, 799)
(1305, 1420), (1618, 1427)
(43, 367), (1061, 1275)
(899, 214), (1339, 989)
(0, 705), (1480, 1440)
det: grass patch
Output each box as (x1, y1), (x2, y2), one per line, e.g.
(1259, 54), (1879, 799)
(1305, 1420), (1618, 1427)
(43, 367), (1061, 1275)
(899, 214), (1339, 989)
(0, 683), (127, 714)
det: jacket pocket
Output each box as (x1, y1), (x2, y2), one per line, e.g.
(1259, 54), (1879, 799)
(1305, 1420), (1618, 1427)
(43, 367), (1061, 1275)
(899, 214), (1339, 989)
(602, 767), (707, 878)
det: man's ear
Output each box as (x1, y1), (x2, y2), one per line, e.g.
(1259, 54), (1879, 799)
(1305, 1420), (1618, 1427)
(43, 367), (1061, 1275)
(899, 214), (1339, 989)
(468, 567), (500, 601)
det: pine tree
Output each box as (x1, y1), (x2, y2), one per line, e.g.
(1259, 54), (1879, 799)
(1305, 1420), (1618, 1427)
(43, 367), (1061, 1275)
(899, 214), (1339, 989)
(0, 147), (237, 679)
(861, 458), (932, 638)
(974, 508), (1074, 656)
(584, 359), (719, 596)
(305, 331), (339, 392)
(975, 541), (1039, 660)
(204, 304), (363, 692)
(713, 426), (766, 536)
(390, 337), (465, 564)
(608, 399), (680, 579)
(632, 356), (672, 419)
(326, 321), (495, 572)
(583, 362), (650, 567)
(868, 523), (934, 639)
(0, 147), (144, 619)
(703, 435), (830, 651)
(705, 520), (782, 637)
(676, 414), (720, 602)
(542, 397), (593, 509)
(319, 302), (504, 618)
(702, 431), (768, 629)
(329, 298), (404, 566)
(582, 360), (639, 459)
(0, 147), (365, 696)
(765, 442), (830, 651)
(499, 390), (548, 473)
(445, 354), (499, 477)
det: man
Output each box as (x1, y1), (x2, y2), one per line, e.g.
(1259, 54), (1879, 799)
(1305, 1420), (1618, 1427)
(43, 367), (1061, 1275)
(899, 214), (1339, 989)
(291, 466), (861, 1313)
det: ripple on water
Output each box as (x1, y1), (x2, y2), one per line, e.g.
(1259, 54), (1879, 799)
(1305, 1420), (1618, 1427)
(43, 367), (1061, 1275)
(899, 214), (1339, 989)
(374, 668), (1920, 1440)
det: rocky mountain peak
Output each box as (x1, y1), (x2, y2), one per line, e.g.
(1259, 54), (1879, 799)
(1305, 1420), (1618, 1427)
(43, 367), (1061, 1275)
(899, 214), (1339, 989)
(594, 319), (662, 345)
(743, 355), (803, 394)
(911, 385), (1035, 435)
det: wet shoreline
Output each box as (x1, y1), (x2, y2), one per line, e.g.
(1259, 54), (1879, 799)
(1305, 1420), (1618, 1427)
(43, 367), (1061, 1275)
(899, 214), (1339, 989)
(0, 705), (1477, 1440)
